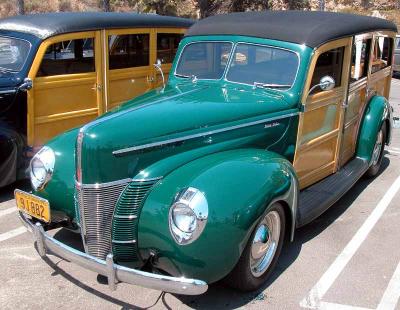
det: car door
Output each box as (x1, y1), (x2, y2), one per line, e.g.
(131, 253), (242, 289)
(293, 38), (352, 189)
(27, 31), (103, 147)
(105, 28), (153, 111)
(339, 34), (372, 166)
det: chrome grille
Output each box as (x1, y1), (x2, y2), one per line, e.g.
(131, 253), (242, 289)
(112, 178), (161, 262)
(76, 179), (130, 259)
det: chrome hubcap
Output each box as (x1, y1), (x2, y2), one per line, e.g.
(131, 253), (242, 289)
(250, 210), (281, 277)
(371, 129), (383, 166)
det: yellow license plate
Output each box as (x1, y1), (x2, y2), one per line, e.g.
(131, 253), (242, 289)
(15, 190), (51, 223)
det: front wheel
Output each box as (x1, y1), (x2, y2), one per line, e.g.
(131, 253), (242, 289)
(225, 203), (286, 291)
(365, 123), (386, 178)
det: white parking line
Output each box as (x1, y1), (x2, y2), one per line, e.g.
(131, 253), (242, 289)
(0, 207), (16, 218)
(377, 261), (400, 310)
(318, 302), (372, 310)
(388, 149), (400, 155)
(300, 174), (400, 309)
(0, 227), (27, 242)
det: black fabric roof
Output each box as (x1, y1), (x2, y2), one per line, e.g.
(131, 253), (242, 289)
(186, 11), (397, 48)
(0, 12), (193, 40)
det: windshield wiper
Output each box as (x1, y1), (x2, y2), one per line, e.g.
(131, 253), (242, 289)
(175, 73), (198, 83)
(175, 73), (190, 78)
(253, 82), (291, 89)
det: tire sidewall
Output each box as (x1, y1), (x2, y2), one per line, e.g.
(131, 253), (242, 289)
(226, 202), (286, 291)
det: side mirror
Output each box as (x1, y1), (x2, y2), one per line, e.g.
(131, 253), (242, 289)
(153, 59), (165, 90)
(155, 58), (162, 68)
(18, 77), (33, 92)
(307, 75), (335, 96)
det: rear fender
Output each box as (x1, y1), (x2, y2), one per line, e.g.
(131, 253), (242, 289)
(356, 95), (391, 164)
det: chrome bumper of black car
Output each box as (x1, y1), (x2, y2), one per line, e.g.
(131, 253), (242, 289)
(19, 212), (208, 295)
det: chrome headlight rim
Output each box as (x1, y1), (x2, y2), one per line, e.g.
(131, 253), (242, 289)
(30, 146), (55, 191)
(169, 187), (208, 245)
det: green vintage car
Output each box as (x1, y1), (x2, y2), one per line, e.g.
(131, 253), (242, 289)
(17, 11), (397, 295)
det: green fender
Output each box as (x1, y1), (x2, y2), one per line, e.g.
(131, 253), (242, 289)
(137, 148), (298, 283)
(356, 95), (391, 164)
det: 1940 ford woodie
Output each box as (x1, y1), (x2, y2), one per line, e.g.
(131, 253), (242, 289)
(0, 12), (192, 188)
(16, 11), (397, 295)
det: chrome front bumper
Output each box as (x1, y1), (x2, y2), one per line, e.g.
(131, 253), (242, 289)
(19, 212), (208, 295)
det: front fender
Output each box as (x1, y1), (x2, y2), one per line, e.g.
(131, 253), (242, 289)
(356, 95), (391, 163)
(138, 148), (298, 283)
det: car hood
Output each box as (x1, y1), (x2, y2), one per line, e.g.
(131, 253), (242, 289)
(80, 82), (298, 183)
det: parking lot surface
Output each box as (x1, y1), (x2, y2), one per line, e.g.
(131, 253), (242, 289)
(1, 79), (400, 310)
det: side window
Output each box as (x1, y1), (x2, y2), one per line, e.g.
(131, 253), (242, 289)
(350, 38), (371, 82)
(37, 38), (95, 77)
(108, 34), (149, 70)
(371, 36), (393, 74)
(157, 33), (183, 64)
(310, 47), (344, 94)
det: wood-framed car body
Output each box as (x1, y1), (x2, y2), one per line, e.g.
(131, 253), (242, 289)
(16, 11), (398, 294)
(0, 12), (193, 187)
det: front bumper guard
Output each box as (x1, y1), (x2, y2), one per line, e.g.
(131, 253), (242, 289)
(19, 212), (208, 295)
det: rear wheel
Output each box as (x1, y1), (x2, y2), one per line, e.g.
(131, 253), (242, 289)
(225, 203), (286, 291)
(365, 123), (386, 178)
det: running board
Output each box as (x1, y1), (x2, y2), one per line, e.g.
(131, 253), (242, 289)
(297, 157), (369, 227)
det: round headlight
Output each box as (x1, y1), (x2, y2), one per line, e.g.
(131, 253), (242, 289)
(31, 157), (47, 182)
(172, 203), (197, 233)
(169, 187), (208, 245)
(30, 146), (55, 191)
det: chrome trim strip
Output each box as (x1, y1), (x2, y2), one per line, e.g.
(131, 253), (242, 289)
(113, 215), (137, 220)
(113, 112), (299, 156)
(76, 178), (132, 189)
(131, 176), (163, 182)
(19, 212), (208, 295)
(0, 89), (16, 94)
(75, 176), (163, 189)
(112, 239), (137, 244)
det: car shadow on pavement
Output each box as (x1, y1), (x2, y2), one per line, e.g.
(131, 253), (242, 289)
(0, 179), (30, 203)
(173, 157), (391, 309)
(38, 157), (390, 310)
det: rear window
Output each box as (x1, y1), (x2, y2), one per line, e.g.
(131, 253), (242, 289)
(371, 36), (393, 74)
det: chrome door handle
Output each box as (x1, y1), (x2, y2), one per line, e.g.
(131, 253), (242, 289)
(91, 84), (102, 91)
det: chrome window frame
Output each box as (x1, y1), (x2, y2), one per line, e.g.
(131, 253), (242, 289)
(0, 35), (32, 73)
(173, 40), (234, 81)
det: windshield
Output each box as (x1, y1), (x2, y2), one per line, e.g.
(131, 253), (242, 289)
(226, 43), (298, 89)
(175, 42), (233, 79)
(0, 36), (30, 72)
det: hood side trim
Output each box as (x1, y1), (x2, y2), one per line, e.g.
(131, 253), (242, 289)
(113, 112), (299, 156)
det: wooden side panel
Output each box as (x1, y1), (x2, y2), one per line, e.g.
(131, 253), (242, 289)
(27, 31), (103, 146)
(339, 80), (368, 165)
(294, 38), (352, 189)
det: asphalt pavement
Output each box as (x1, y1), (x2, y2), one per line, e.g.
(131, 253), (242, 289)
(1, 79), (400, 310)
